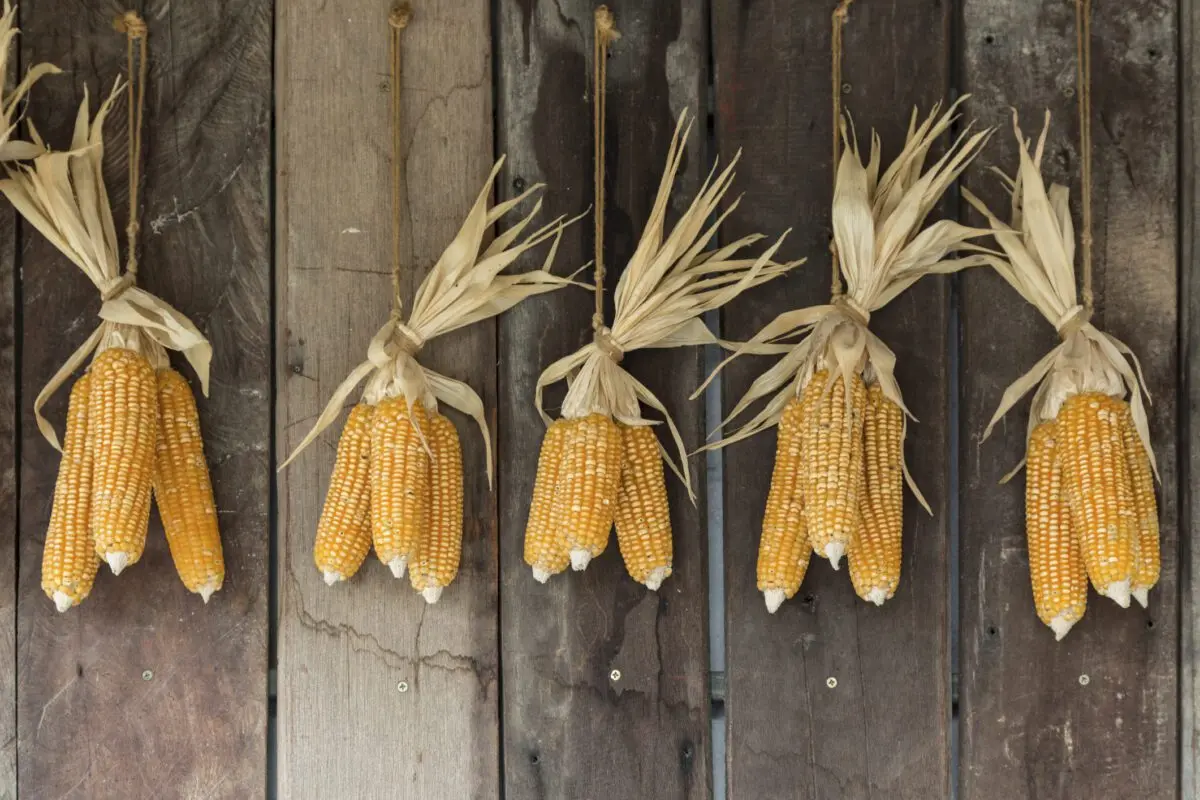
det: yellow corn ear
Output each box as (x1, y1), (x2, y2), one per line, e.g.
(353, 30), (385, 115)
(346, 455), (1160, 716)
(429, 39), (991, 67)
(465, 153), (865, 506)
(1025, 421), (1087, 640)
(1059, 392), (1137, 607)
(757, 394), (811, 613)
(370, 397), (431, 578)
(557, 413), (623, 570)
(409, 412), (463, 604)
(1118, 404), (1159, 607)
(314, 403), (374, 585)
(613, 424), (673, 590)
(88, 347), (157, 574)
(42, 374), (100, 612)
(153, 368), (224, 601)
(524, 419), (572, 581)
(850, 382), (904, 605)
(802, 370), (865, 568)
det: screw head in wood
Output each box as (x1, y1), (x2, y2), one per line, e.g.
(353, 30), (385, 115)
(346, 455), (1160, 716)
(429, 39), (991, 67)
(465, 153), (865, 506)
(397, 681), (409, 693)
(610, 669), (621, 682)
(1078, 674), (1090, 686)
(826, 676), (838, 689)
(142, 670), (153, 681)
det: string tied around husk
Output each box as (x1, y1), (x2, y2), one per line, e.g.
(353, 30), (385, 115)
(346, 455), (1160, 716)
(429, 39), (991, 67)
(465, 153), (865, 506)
(280, 8), (586, 484)
(0, 14), (213, 452)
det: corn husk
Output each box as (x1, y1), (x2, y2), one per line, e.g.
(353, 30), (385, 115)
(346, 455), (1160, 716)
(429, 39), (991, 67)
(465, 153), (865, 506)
(698, 99), (993, 510)
(963, 110), (1154, 479)
(280, 158), (583, 485)
(0, 81), (211, 451)
(534, 110), (803, 500)
(0, 1), (60, 161)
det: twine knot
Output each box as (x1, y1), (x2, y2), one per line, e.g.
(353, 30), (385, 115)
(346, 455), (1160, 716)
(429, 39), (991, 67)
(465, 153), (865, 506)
(1054, 304), (1092, 339)
(100, 273), (136, 302)
(832, 294), (870, 327)
(833, 0), (854, 21)
(116, 11), (147, 37)
(389, 4), (412, 29)
(594, 326), (624, 363)
(594, 6), (619, 39)
(392, 317), (424, 356)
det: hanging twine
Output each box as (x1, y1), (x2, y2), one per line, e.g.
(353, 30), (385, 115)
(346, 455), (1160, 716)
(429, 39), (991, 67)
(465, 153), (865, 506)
(592, 6), (622, 360)
(387, 4), (423, 355)
(829, 0), (853, 299)
(1074, 0), (1094, 316)
(115, 11), (147, 282)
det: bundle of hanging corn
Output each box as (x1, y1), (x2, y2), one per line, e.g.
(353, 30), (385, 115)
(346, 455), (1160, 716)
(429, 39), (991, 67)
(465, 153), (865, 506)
(281, 8), (582, 604)
(963, 113), (1157, 640)
(699, 99), (992, 613)
(1, 15), (223, 611)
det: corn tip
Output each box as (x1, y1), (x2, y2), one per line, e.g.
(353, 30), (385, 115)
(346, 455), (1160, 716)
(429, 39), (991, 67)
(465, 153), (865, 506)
(1132, 588), (1149, 608)
(105, 551), (129, 576)
(1049, 614), (1076, 641)
(53, 591), (75, 613)
(569, 548), (592, 571)
(421, 586), (444, 604)
(643, 566), (670, 592)
(764, 589), (786, 614)
(1101, 579), (1132, 609)
(388, 556), (408, 579)
(323, 571), (343, 586)
(198, 583), (219, 603)
(531, 567), (551, 584)
(865, 588), (887, 606)
(825, 542), (845, 570)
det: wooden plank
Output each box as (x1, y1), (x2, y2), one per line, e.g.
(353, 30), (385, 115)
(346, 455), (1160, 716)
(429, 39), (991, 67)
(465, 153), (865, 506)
(1185, 0), (1200, 794)
(15, 1), (271, 797)
(495, 2), (711, 797)
(959, 3), (1179, 797)
(0, 36), (13, 797)
(712, 2), (952, 797)
(275, 2), (498, 797)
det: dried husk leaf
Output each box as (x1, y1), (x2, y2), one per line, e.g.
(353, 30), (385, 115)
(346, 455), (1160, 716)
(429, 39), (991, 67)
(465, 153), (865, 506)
(698, 99), (995, 512)
(0, 81), (211, 451)
(961, 109), (1154, 481)
(536, 110), (804, 501)
(0, 1), (60, 162)
(280, 158), (583, 486)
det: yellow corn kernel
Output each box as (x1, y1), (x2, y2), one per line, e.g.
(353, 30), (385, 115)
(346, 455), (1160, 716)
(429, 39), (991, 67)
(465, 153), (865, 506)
(524, 419), (572, 582)
(1118, 404), (1159, 607)
(1058, 392), (1137, 607)
(614, 424), (673, 590)
(42, 374), (100, 612)
(555, 413), (623, 571)
(153, 368), (224, 601)
(314, 403), (374, 585)
(88, 347), (157, 574)
(801, 369), (865, 568)
(850, 382), (903, 605)
(1025, 421), (1087, 640)
(370, 397), (431, 578)
(757, 394), (812, 613)
(409, 412), (463, 604)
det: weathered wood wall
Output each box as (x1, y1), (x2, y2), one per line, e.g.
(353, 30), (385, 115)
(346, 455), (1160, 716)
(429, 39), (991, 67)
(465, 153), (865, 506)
(1, 0), (1190, 798)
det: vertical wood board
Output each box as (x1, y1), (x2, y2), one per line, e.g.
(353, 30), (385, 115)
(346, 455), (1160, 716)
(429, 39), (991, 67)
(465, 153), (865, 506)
(16, 1), (272, 797)
(275, 1), (499, 798)
(496, 1), (711, 797)
(959, 3), (1179, 797)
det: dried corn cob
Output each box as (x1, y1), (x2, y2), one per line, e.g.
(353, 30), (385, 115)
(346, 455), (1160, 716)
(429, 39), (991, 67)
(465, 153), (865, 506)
(1058, 392), (1137, 607)
(1025, 421), (1087, 639)
(524, 419), (572, 582)
(757, 394), (812, 613)
(88, 347), (157, 574)
(370, 397), (431, 578)
(153, 368), (224, 601)
(556, 413), (623, 570)
(802, 370), (865, 568)
(41, 374), (100, 612)
(314, 403), (374, 585)
(850, 382), (904, 605)
(409, 412), (463, 604)
(1118, 404), (1159, 607)
(614, 424), (673, 590)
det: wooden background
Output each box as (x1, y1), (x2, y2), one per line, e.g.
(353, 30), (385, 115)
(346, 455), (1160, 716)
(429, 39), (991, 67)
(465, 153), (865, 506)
(0, 0), (1190, 798)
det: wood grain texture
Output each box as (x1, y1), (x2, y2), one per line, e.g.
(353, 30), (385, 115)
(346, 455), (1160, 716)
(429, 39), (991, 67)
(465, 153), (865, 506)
(495, 2), (710, 797)
(959, 3), (1179, 797)
(1186, 1), (1200, 794)
(0, 32), (13, 798)
(713, 2), (953, 797)
(275, 2), (498, 798)
(15, 1), (271, 797)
